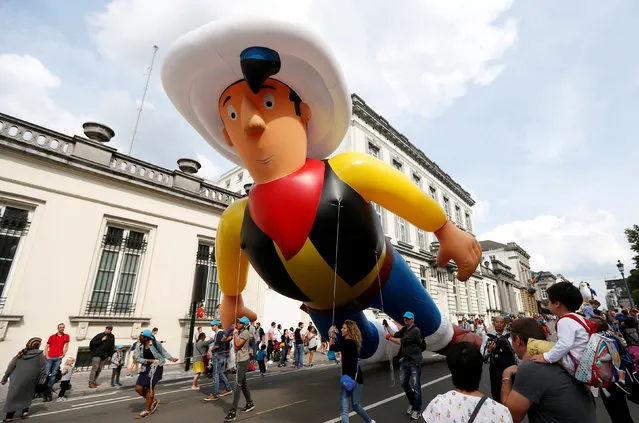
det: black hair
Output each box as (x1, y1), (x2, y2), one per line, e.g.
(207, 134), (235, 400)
(446, 342), (483, 392)
(271, 322), (276, 326)
(546, 282), (583, 312)
(198, 332), (206, 341)
(261, 344), (267, 350)
(510, 318), (547, 345)
(152, 327), (158, 332)
(289, 89), (302, 117)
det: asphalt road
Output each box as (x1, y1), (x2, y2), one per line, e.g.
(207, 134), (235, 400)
(22, 360), (639, 422)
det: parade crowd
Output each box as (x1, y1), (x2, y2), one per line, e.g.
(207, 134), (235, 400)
(2, 282), (639, 422)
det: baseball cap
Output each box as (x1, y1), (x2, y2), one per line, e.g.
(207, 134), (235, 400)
(210, 320), (221, 326)
(403, 311), (415, 319)
(238, 316), (250, 326)
(116, 345), (124, 349)
(140, 329), (154, 338)
(105, 325), (113, 330)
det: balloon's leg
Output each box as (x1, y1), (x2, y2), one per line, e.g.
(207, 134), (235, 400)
(368, 247), (454, 352)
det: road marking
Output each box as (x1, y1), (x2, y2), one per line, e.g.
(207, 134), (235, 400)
(62, 391), (120, 402)
(71, 396), (131, 407)
(255, 399), (307, 415)
(322, 374), (451, 423)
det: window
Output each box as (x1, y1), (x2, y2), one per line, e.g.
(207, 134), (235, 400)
(452, 282), (459, 312)
(465, 212), (473, 232)
(87, 226), (148, 316)
(455, 205), (462, 225)
(196, 244), (221, 316)
(475, 281), (481, 312)
(372, 203), (386, 233)
(395, 215), (410, 243)
(0, 205), (30, 307)
(540, 287), (548, 300)
(392, 159), (403, 171)
(367, 140), (380, 159)
(443, 197), (451, 219)
(417, 229), (426, 250)
(225, 179), (230, 189)
(412, 172), (422, 188)
(419, 265), (429, 291)
(237, 172), (243, 182)
(429, 186), (437, 201)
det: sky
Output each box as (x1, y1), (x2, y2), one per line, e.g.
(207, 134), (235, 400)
(0, 0), (636, 300)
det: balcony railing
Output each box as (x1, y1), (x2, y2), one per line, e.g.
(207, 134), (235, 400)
(0, 297), (6, 312)
(85, 300), (136, 317)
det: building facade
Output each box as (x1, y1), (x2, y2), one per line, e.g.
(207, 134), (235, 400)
(533, 271), (558, 310)
(606, 278), (630, 309)
(214, 94), (487, 323)
(0, 112), (286, 368)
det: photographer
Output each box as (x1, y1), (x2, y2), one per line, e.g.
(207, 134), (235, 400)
(483, 316), (517, 403)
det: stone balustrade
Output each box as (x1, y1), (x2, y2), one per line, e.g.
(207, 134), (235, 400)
(0, 112), (240, 208)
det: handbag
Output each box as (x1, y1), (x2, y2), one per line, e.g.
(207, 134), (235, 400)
(339, 361), (359, 392)
(468, 396), (488, 423)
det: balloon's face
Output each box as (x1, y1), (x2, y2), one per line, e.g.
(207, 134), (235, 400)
(219, 78), (311, 184)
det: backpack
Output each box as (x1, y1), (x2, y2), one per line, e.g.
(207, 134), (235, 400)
(562, 314), (622, 388)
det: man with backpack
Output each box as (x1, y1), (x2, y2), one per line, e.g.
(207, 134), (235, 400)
(483, 316), (517, 403)
(385, 311), (426, 420)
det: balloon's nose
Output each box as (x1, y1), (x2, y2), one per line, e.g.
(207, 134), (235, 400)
(242, 96), (266, 136)
(246, 114), (266, 136)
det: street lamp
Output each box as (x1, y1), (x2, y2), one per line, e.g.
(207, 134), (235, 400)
(617, 259), (634, 308)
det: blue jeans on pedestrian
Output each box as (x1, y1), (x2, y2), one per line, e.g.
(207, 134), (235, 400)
(212, 354), (231, 397)
(295, 344), (304, 368)
(400, 362), (422, 411)
(45, 357), (62, 389)
(279, 344), (289, 365)
(340, 383), (373, 423)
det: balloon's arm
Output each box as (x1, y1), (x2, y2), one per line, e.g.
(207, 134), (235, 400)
(328, 152), (447, 232)
(215, 198), (250, 295)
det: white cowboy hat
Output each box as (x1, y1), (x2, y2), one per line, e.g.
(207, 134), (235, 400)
(161, 18), (352, 166)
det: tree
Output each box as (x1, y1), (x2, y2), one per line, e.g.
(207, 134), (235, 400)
(632, 288), (639, 308)
(625, 224), (639, 269)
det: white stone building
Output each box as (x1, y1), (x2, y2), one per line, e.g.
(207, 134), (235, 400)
(214, 94), (487, 324)
(0, 112), (286, 369)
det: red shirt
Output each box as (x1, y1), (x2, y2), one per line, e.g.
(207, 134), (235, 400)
(47, 333), (70, 358)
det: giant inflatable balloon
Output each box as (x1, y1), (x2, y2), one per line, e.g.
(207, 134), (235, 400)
(162, 18), (484, 360)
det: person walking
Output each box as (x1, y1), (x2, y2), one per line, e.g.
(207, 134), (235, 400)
(88, 325), (115, 388)
(385, 311), (424, 420)
(43, 323), (69, 402)
(111, 345), (125, 387)
(278, 328), (290, 367)
(133, 329), (178, 418)
(191, 332), (214, 391)
(1, 337), (47, 421)
(203, 320), (233, 401)
(306, 327), (319, 367)
(224, 316), (255, 422)
(329, 320), (376, 423)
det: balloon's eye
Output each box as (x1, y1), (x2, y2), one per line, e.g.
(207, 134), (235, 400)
(263, 93), (275, 110)
(227, 105), (237, 120)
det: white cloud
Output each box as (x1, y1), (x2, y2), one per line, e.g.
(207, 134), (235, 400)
(0, 54), (87, 135)
(467, 190), (491, 227)
(479, 207), (632, 275)
(195, 153), (220, 180)
(88, 0), (517, 118)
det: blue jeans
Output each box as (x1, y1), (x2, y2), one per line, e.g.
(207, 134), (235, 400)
(295, 344), (304, 368)
(340, 383), (373, 423)
(45, 357), (62, 389)
(212, 354), (231, 396)
(400, 362), (422, 411)
(279, 344), (289, 365)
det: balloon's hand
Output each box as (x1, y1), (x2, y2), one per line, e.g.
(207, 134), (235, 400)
(434, 221), (482, 281)
(219, 294), (257, 330)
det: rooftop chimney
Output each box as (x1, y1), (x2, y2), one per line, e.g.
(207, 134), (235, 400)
(82, 122), (115, 143)
(177, 158), (201, 174)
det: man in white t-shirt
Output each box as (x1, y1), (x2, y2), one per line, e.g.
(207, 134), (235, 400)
(423, 342), (512, 423)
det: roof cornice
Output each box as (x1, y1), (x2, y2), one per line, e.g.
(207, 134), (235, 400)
(351, 94), (475, 206)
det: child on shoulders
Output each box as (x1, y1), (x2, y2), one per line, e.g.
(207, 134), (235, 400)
(531, 282), (593, 375)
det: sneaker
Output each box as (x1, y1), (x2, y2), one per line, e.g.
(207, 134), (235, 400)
(56, 397), (67, 402)
(220, 389), (233, 397)
(410, 410), (420, 420)
(241, 402), (255, 413)
(203, 394), (219, 401)
(406, 406), (413, 415)
(224, 409), (237, 422)
(267, 360), (273, 364)
(89, 383), (98, 389)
